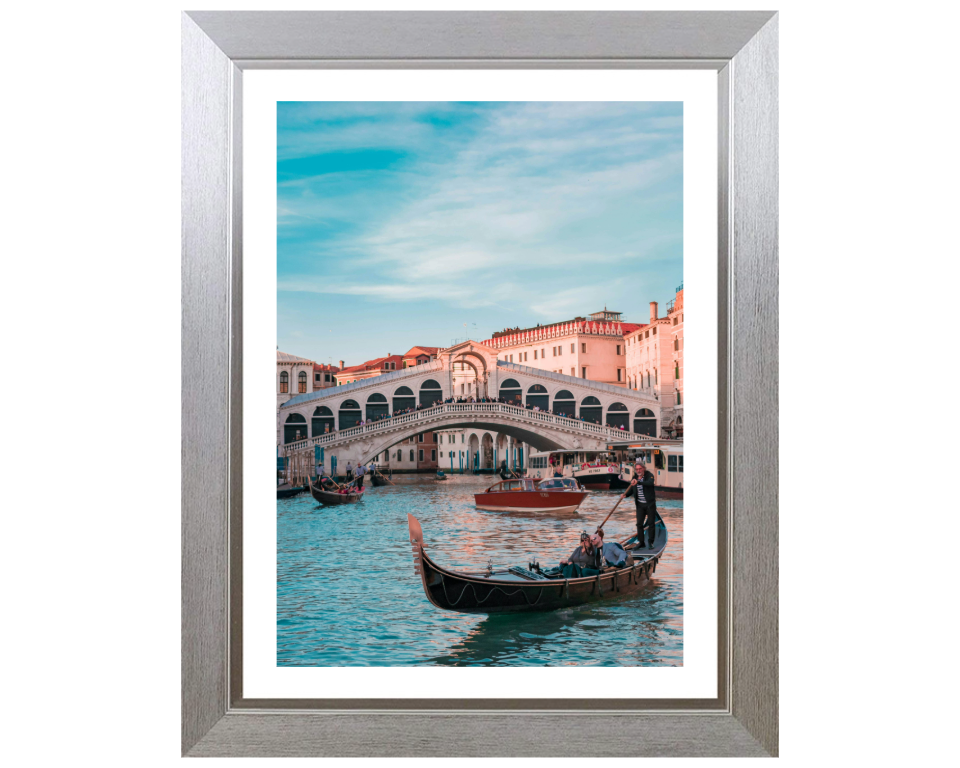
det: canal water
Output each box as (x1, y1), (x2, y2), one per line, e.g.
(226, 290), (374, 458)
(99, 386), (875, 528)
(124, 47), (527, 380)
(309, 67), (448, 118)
(277, 475), (683, 666)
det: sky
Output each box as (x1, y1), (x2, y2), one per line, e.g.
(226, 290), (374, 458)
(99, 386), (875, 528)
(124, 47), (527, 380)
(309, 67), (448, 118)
(277, 101), (683, 368)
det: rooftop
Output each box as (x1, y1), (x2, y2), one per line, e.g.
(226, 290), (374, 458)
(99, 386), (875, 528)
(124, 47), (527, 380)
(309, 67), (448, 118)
(277, 350), (314, 364)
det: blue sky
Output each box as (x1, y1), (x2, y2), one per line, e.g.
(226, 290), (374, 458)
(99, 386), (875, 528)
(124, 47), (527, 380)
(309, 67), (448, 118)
(277, 102), (682, 367)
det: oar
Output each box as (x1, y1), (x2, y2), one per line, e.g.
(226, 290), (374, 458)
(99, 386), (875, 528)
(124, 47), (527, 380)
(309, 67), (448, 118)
(596, 496), (625, 533)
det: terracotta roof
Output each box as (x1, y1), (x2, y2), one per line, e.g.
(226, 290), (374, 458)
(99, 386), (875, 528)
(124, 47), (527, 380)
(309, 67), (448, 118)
(338, 354), (403, 375)
(402, 346), (441, 359)
(313, 362), (340, 373)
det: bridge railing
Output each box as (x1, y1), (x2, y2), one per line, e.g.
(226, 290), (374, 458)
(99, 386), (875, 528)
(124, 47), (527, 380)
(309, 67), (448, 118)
(281, 402), (655, 455)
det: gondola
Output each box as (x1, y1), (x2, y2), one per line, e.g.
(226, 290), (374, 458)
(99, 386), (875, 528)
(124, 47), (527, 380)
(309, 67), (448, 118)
(276, 484), (306, 499)
(436, 470), (448, 481)
(371, 469), (394, 487)
(407, 510), (667, 614)
(309, 479), (364, 505)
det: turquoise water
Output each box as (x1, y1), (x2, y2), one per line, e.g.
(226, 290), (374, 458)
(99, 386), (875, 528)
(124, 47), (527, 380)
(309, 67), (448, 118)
(277, 475), (683, 666)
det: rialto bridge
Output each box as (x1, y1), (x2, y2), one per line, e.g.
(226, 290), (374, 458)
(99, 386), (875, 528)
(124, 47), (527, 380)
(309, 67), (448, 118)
(278, 341), (662, 468)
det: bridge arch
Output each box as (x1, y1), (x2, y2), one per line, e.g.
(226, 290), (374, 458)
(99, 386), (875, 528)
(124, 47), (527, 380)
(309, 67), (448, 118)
(634, 407), (656, 437)
(481, 432), (494, 469)
(393, 385), (415, 413)
(283, 413), (308, 444)
(419, 379), (443, 408)
(366, 392), (389, 422)
(553, 389), (576, 418)
(580, 396), (602, 425)
(338, 399), (361, 430)
(526, 383), (549, 410)
(312, 406), (334, 437)
(606, 402), (629, 430)
(499, 378), (522, 404)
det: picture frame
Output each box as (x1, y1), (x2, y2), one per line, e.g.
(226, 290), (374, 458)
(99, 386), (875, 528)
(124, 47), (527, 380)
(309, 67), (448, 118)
(182, 10), (778, 757)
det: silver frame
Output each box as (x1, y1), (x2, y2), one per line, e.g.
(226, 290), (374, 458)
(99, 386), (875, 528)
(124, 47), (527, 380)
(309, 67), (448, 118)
(182, 11), (778, 757)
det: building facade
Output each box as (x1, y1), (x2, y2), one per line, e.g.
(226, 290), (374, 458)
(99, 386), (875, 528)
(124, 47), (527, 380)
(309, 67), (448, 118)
(624, 286), (684, 436)
(371, 430), (439, 472)
(482, 310), (639, 386)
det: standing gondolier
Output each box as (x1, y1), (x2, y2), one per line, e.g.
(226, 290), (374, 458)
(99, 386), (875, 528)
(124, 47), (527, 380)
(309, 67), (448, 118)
(354, 462), (365, 490)
(621, 459), (657, 548)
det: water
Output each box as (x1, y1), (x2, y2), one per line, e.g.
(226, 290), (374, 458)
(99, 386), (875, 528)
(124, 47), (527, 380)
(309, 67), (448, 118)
(277, 475), (683, 666)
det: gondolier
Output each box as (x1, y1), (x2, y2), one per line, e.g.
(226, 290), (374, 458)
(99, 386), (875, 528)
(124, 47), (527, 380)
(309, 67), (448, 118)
(354, 462), (365, 490)
(621, 459), (657, 548)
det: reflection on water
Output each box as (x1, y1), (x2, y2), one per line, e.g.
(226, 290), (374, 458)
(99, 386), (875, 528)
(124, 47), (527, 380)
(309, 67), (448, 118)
(277, 474), (683, 666)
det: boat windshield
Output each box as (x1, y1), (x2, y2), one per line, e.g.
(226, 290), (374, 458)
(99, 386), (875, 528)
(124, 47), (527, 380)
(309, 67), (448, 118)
(538, 478), (580, 491)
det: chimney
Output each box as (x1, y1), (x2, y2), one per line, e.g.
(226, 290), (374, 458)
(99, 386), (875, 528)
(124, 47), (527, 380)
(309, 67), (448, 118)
(339, 360), (344, 369)
(649, 302), (659, 322)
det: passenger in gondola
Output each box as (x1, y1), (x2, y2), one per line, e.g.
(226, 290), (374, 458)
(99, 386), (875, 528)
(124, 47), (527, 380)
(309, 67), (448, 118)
(559, 532), (603, 576)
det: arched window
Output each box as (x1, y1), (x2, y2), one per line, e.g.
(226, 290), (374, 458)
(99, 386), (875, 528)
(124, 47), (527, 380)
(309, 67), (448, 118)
(633, 408), (656, 437)
(526, 383), (548, 410)
(419, 379), (442, 408)
(283, 412), (307, 443)
(279, 370), (289, 393)
(298, 370), (307, 393)
(338, 399), (362, 430)
(498, 378), (522, 404)
(393, 385), (416, 413)
(553, 389), (575, 417)
(366, 392), (389, 421)
(607, 402), (629, 430)
(312, 405), (334, 436)
(580, 396), (602, 424)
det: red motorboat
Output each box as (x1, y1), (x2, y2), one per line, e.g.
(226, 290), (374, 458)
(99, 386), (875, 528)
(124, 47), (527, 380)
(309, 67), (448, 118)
(474, 477), (587, 514)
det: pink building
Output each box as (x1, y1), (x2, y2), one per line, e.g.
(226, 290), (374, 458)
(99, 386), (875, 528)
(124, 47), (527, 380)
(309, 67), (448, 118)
(482, 309), (639, 386)
(624, 286), (684, 436)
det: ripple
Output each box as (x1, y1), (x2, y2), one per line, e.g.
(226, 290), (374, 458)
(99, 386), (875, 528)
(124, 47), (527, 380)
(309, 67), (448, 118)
(278, 475), (684, 666)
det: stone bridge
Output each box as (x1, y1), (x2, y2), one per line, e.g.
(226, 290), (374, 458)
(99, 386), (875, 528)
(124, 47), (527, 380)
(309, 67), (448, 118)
(278, 340), (662, 458)
(280, 401), (658, 469)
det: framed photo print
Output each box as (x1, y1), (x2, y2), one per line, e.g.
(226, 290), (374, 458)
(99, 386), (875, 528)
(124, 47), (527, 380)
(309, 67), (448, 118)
(182, 10), (778, 757)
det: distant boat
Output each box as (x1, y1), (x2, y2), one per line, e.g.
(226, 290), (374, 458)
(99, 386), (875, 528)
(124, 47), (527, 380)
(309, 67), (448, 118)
(436, 470), (448, 481)
(407, 511), (668, 614)
(309, 480), (364, 505)
(371, 468), (394, 487)
(276, 484), (306, 499)
(474, 477), (587, 514)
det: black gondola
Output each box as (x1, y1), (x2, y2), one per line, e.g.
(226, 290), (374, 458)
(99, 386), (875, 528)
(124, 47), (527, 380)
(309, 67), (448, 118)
(370, 469), (394, 487)
(407, 511), (667, 614)
(276, 484), (306, 499)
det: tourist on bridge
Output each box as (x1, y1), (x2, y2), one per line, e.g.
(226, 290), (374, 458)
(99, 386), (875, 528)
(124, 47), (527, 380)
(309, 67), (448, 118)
(620, 459), (657, 548)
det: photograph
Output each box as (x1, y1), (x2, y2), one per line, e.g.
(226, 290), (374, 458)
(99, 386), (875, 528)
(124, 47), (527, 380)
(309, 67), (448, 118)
(274, 101), (685, 667)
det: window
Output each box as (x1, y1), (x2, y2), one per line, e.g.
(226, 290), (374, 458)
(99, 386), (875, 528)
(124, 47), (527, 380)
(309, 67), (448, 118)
(581, 367), (587, 378)
(581, 343), (587, 353)
(315, 372), (321, 382)
(616, 344), (621, 355)
(645, 330), (649, 339)
(617, 369), (622, 382)
(461, 434), (465, 443)
(541, 348), (545, 358)
(431, 450), (436, 461)
(432, 433), (437, 442)
(679, 455), (684, 473)
(534, 350), (537, 360)
(418, 433), (424, 442)
(646, 370), (650, 387)
(653, 327), (657, 335)
(673, 317), (678, 326)
(674, 339), (679, 351)
(571, 368), (575, 376)
(570, 343), (574, 353)
(668, 455), (678, 472)
(440, 452), (444, 458)
(419, 450), (424, 461)
(675, 364), (680, 379)
(279, 371), (289, 393)
(409, 450), (414, 461)
(298, 371), (307, 393)
(325, 374), (330, 383)
(677, 391), (682, 405)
